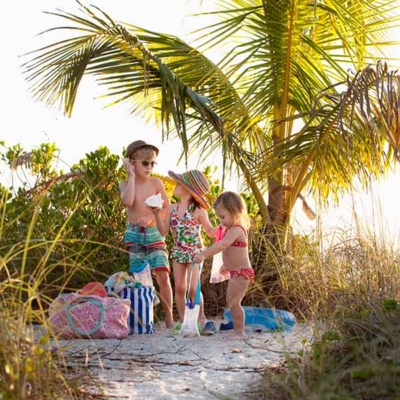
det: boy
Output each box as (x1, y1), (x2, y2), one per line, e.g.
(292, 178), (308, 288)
(120, 140), (174, 328)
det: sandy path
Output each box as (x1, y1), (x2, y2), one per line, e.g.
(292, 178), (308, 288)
(52, 322), (312, 399)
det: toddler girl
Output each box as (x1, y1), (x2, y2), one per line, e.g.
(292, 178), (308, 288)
(194, 191), (253, 338)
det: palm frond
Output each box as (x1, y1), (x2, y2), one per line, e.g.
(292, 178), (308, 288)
(22, 7), (225, 155)
(22, 0), (400, 227)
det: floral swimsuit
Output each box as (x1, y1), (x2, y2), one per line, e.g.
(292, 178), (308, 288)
(170, 203), (204, 263)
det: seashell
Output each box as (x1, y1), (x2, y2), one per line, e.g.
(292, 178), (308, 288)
(145, 193), (164, 208)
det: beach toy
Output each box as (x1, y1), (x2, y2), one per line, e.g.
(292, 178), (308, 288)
(223, 306), (296, 332)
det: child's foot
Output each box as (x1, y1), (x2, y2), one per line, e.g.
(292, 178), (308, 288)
(198, 317), (208, 330)
(172, 322), (182, 335)
(219, 321), (234, 331)
(173, 322), (202, 336)
(201, 321), (217, 336)
(165, 319), (175, 329)
(226, 330), (247, 340)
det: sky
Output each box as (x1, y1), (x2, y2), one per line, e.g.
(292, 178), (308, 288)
(2, 0), (400, 244)
(2, 0), (221, 177)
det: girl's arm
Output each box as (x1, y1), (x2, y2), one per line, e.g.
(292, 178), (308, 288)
(152, 206), (171, 236)
(147, 202), (172, 236)
(193, 227), (240, 263)
(197, 208), (217, 238)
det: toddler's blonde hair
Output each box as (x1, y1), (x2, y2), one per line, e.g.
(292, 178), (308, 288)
(213, 191), (250, 229)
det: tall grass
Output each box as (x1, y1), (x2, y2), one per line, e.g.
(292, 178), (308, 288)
(249, 214), (400, 399)
(0, 191), (113, 398)
(256, 297), (400, 400)
(0, 241), (93, 399)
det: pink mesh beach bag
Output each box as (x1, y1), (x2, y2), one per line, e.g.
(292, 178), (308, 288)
(49, 293), (130, 339)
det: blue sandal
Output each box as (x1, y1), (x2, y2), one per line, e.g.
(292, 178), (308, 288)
(201, 321), (217, 336)
(219, 321), (234, 331)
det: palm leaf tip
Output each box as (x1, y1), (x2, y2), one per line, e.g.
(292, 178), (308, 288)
(302, 199), (316, 220)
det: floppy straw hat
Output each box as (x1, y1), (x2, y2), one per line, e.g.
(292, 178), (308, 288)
(168, 170), (210, 209)
(126, 140), (159, 159)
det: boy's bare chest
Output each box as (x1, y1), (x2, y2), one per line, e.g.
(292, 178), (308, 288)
(135, 182), (157, 203)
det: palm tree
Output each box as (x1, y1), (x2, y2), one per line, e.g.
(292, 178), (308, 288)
(23, 0), (400, 248)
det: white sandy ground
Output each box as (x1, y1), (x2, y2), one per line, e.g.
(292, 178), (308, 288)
(50, 321), (313, 400)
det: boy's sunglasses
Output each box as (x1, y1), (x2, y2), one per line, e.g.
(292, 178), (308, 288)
(131, 159), (157, 167)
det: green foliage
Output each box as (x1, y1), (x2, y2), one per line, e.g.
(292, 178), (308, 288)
(1, 143), (128, 297)
(306, 300), (399, 399)
(0, 142), (140, 398)
(383, 298), (399, 312)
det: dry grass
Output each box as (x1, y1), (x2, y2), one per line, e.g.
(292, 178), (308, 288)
(0, 237), (105, 399)
(247, 220), (400, 399)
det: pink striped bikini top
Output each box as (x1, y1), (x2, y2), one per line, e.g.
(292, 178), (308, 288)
(216, 225), (248, 248)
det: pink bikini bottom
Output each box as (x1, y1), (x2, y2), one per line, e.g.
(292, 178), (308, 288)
(220, 267), (255, 281)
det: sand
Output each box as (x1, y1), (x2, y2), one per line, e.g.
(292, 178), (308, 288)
(52, 322), (313, 399)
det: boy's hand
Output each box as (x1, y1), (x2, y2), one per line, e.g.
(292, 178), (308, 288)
(137, 214), (154, 227)
(193, 253), (205, 264)
(123, 158), (135, 177)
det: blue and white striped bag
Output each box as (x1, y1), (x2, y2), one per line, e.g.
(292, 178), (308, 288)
(121, 286), (155, 334)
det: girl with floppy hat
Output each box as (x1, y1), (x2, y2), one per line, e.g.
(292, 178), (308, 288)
(149, 170), (218, 335)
